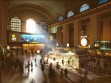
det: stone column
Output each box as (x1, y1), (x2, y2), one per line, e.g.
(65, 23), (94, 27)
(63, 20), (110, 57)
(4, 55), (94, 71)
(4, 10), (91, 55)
(73, 20), (80, 48)
(56, 26), (63, 45)
(103, 17), (111, 40)
(63, 24), (69, 47)
(0, 1), (8, 46)
(90, 15), (99, 47)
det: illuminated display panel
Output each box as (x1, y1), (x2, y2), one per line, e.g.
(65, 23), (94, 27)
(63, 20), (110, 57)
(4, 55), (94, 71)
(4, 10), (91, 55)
(21, 34), (45, 43)
(94, 41), (111, 50)
(23, 44), (44, 50)
(8, 32), (21, 42)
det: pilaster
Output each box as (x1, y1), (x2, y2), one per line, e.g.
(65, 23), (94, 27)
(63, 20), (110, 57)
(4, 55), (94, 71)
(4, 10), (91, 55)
(63, 24), (69, 46)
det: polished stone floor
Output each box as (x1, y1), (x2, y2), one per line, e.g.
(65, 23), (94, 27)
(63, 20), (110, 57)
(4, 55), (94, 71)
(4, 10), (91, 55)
(1, 54), (69, 83)
(2, 53), (105, 83)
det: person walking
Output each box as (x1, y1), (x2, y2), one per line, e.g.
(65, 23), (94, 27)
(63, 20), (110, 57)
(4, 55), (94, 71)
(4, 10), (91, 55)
(41, 63), (44, 72)
(64, 68), (68, 78)
(35, 58), (36, 64)
(62, 59), (64, 66)
(84, 70), (88, 79)
(31, 61), (33, 72)
(30, 78), (35, 83)
(60, 68), (64, 77)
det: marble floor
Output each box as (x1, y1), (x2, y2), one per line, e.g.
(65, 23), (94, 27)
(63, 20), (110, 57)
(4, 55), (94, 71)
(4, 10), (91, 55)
(1, 54), (69, 83)
(1, 54), (44, 83)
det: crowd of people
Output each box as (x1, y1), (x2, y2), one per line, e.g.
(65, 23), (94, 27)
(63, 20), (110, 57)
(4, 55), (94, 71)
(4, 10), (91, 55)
(0, 46), (100, 83)
(0, 46), (25, 76)
(87, 53), (111, 75)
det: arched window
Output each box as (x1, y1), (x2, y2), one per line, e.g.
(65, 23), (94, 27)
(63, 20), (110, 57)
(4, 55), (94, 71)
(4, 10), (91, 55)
(58, 16), (63, 21)
(10, 17), (21, 32)
(98, 0), (108, 4)
(26, 19), (37, 33)
(80, 4), (90, 12)
(40, 21), (48, 30)
(67, 11), (74, 18)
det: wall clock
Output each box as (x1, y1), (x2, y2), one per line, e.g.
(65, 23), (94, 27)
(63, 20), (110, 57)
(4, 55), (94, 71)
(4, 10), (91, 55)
(81, 38), (88, 46)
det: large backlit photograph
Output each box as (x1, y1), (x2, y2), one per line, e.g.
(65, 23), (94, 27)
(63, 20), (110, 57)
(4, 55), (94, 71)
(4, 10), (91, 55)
(21, 34), (45, 43)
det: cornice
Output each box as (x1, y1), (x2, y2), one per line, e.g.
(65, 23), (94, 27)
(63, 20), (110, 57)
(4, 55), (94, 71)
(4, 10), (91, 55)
(49, 1), (111, 28)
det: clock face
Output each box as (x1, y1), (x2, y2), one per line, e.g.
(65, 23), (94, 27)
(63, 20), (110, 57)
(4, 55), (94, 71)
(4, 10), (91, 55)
(81, 38), (87, 46)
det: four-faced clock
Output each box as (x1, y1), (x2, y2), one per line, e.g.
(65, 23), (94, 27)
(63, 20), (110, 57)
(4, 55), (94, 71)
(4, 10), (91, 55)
(81, 38), (88, 46)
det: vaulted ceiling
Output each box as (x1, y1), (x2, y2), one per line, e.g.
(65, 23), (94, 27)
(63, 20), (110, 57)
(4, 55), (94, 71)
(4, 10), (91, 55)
(7, 0), (98, 24)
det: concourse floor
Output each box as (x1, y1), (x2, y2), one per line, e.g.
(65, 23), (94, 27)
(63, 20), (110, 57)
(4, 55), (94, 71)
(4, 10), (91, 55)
(1, 54), (69, 83)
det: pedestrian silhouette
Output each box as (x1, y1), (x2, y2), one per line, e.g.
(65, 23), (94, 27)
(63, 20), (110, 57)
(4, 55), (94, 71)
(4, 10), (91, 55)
(64, 68), (68, 78)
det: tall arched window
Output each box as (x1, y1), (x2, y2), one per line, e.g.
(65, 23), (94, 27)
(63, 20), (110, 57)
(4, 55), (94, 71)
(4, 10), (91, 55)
(98, 0), (108, 4)
(58, 16), (63, 21)
(80, 4), (90, 12)
(10, 17), (21, 32)
(26, 19), (37, 33)
(67, 11), (74, 18)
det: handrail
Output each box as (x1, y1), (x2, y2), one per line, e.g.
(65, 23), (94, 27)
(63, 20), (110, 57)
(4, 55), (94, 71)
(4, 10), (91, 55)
(91, 75), (111, 83)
